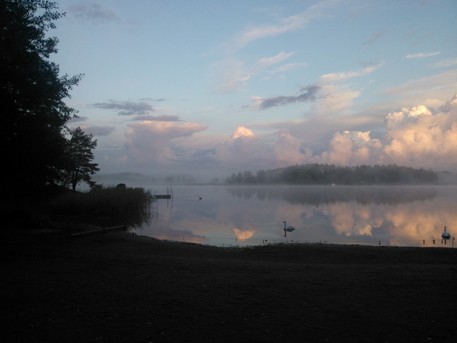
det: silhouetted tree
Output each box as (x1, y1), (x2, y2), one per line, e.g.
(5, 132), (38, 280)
(63, 127), (99, 191)
(1, 0), (81, 200)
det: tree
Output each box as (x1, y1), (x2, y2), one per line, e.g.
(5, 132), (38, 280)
(64, 127), (99, 191)
(1, 0), (81, 200)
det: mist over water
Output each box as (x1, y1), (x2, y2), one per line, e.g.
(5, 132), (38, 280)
(133, 185), (457, 247)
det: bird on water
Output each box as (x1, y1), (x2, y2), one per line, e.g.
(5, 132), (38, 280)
(283, 221), (295, 237)
(441, 226), (451, 244)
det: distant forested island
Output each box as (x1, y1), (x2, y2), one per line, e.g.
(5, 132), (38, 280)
(225, 164), (438, 185)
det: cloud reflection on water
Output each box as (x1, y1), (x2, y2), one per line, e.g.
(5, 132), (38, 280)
(135, 185), (456, 247)
(232, 228), (255, 241)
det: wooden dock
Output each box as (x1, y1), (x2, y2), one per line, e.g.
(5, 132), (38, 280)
(151, 194), (171, 200)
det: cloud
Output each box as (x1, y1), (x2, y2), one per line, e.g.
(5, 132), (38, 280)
(68, 2), (119, 23)
(319, 63), (383, 82)
(232, 228), (255, 241)
(268, 62), (307, 75)
(382, 102), (457, 168)
(108, 96), (457, 178)
(80, 125), (116, 137)
(250, 85), (321, 110)
(213, 51), (295, 93)
(233, 0), (338, 47)
(92, 101), (154, 116)
(306, 63), (383, 115)
(384, 69), (457, 101)
(248, 63), (380, 113)
(140, 97), (166, 102)
(257, 51), (295, 68)
(273, 132), (311, 165)
(231, 126), (255, 139)
(68, 116), (88, 123)
(440, 94), (457, 112)
(231, 96), (456, 173)
(257, 97), (454, 173)
(362, 31), (384, 46)
(132, 115), (180, 122)
(315, 130), (383, 166)
(209, 127), (276, 172)
(405, 51), (441, 59)
(312, 84), (361, 114)
(124, 120), (207, 168)
(324, 203), (374, 237)
(307, 95), (457, 170)
(213, 59), (251, 93)
(431, 58), (457, 69)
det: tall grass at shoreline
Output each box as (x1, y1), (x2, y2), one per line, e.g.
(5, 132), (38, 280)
(46, 185), (153, 227)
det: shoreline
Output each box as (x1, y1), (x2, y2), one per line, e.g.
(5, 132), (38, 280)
(4, 231), (457, 342)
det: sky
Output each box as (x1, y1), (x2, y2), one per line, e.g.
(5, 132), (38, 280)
(51, 0), (457, 181)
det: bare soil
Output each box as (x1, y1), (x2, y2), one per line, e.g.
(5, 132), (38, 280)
(3, 231), (457, 342)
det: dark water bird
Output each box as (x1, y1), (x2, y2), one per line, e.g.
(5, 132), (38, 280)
(441, 226), (451, 243)
(283, 221), (295, 237)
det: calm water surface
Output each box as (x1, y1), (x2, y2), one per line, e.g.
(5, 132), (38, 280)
(133, 185), (457, 247)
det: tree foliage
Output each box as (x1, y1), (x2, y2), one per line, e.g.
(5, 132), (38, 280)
(63, 127), (99, 191)
(226, 164), (438, 185)
(1, 0), (82, 199)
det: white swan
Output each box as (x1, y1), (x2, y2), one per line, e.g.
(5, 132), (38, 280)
(441, 226), (451, 243)
(283, 221), (295, 237)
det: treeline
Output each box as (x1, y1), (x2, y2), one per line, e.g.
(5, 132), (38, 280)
(225, 164), (438, 185)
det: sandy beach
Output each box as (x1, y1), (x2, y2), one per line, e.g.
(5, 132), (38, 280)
(3, 230), (457, 342)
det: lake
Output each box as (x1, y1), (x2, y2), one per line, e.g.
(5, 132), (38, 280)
(133, 185), (457, 248)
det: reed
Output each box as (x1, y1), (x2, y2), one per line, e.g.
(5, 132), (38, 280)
(46, 185), (153, 227)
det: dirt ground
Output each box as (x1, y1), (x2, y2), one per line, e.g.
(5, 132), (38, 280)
(3, 230), (457, 342)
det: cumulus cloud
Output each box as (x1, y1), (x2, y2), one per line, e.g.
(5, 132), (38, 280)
(314, 130), (382, 166)
(382, 102), (457, 168)
(92, 100), (154, 116)
(306, 95), (457, 170)
(210, 127), (276, 172)
(231, 126), (255, 139)
(235, 95), (456, 172)
(250, 85), (320, 110)
(273, 133), (310, 165)
(124, 120), (207, 168)
(231, 95), (454, 175)
(68, 2), (119, 23)
(115, 96), (457, 177)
